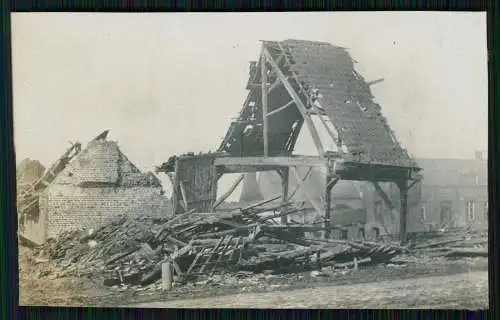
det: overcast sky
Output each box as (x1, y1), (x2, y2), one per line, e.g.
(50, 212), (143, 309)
(11, 12), (487, 196)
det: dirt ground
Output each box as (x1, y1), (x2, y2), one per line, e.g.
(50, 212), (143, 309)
(19, 255), (489, 308)
(127, 271), (488, 309)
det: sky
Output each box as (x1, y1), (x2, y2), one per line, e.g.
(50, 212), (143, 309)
(11, 12), (488, 196)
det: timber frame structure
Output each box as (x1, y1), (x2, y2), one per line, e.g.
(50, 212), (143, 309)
(160, 39), (422, 244)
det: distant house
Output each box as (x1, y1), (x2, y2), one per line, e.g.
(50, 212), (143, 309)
(19, 137), (171, 244)
(239, 152), (488, 239)
(412, 154), (488, 230)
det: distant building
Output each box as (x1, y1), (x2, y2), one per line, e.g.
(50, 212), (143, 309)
(411, 155), (488, 231)
(240, 152), (488, 239)
(19, 137), (171, 244)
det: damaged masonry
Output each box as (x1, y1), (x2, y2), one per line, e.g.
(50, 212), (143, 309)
(19, 39), (487, 295)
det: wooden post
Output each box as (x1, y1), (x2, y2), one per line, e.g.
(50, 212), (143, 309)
(261, 50), (269, 157)
(173, 159), (180, 214)
(324, 175), (333, 239)
(280, 167), (289, 224)
(398, 180), (409, 245)
(323, 160), (338, 239)
(210, 166), (219, 212)
(162, 261), (173, 291)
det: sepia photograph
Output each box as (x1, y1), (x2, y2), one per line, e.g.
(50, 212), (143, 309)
(13, 12), (488, 308)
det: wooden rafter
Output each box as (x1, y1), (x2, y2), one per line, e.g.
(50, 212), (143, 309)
(214, 155), (328, 167)
(266, 100), (295, 117)
(262, 47), (325, 156)
(290, 166), (323, 216)
(275, 42), (339, 149)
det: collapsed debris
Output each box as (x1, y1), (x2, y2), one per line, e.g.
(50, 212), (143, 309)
(407, 228), (488, 259)
(26, 199), (408, 288)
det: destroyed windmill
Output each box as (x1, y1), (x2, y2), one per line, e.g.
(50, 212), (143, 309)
(158, 39), (422, 244)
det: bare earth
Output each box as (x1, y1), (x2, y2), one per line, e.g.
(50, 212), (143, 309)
(127, 271), (488, 309)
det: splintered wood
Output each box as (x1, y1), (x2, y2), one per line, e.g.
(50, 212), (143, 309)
(25, 200), (486, 289)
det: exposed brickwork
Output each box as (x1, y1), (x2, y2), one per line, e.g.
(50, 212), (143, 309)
(44, 185), (172, 239)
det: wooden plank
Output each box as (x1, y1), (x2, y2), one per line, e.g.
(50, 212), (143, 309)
(179, 180), (189, 211)
(267, 77), (284, 93)
(212, 174), (245, 210)
(211, 235), (234, 275)
(241, 195), (282, 211)
(172, 260), (182, 276)
(199, 236), (226, 274)
(290, 166), (323, 216)
(161, 262), (172, 291)
(261, 51), (269, 157)
(186, 250), (204, 275)
(286, 167), (312, 201)
(228, 237), (242, 262)
(398, 180), (409, 245)
(280, 167), (289, 224)
(214, 156), (327, 167)
(372, 181), (395, 210)
(266, 100), (295, 117)
(262, 47), (325, 155)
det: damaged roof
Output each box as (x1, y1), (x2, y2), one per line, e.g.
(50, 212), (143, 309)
(16, 158), (46, 186)
(219, 39), (418, 169)
(51, 138), (161, 188)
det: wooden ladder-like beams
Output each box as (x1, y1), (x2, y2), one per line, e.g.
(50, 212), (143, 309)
(261, 47), (325, 156)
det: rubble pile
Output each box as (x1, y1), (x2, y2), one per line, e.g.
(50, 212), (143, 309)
(26, 199), (406, 288)
(407, 228), (488, 259)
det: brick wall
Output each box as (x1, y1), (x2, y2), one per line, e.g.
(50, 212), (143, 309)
(42, 184), (172, 239)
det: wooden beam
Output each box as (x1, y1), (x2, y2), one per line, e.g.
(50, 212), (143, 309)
(212, 174), (245, 210)
(214, 156), (327, 167)
(262, 48), (325, 155)
(290, 166), (323, 216)
(408, 179), (420, 191)
(219, 165), (277, 174)
(397, 180), (409, 245)
(261, 51), (269, 157)
(280, 167), (289, 224)
(210, 166), (219, 212)
(286, 167), (312, 201)
(266, 100), (295, 117)
(267, 77), (283, 93)
(274, 42), (338, 151)
(367, 78), (384, 86)
(323, 173), (339, 239)
(372, 181), (395, 210)
(173, 159), (181, 214)
(179, 181), (189, 212)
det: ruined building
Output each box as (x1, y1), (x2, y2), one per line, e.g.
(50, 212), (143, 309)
(19, 132), (171, 245)
(239, 152), (487, 239)
(158, 39), (422, 244)
(17, 158), (46, 186)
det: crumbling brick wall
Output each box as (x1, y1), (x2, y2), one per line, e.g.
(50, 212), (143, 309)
(42, 185), (172, 239)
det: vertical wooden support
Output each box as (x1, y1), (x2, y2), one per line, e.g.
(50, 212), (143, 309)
(261, 50), (269, 157)
(280, 167), (289, 224)
(173, 159), (180, 214)
(324, 178), (333, 239)
(162, 261), (173, 291)
(324, 159), (339, 239)
(398, 180), (409, 245)
(210, 166), (219, 212)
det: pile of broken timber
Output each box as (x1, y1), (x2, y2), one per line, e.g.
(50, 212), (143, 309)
(408, 228), (488, 259)
(29, 199), (405, 287)
(132, 199), (404, 286)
